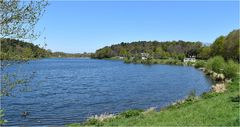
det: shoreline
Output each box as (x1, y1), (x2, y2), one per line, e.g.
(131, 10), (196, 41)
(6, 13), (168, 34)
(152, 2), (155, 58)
(69, 58), (232, 126)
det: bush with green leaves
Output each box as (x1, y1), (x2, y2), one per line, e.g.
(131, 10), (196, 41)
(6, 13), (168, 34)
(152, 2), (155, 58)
(223, 60), (239, 79)
(205, 56), (225, 73)
(194, 60), (205, 68)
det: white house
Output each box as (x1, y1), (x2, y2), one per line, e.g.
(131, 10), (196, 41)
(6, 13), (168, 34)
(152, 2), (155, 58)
(183, 56), (196, 63)
(141, 53), (149, 60)
(116, 56), (125, 59)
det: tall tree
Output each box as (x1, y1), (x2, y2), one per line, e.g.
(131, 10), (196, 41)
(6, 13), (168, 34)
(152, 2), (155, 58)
(0, 1), (48, 124)
(198, 46), (211, 59)
(223, 29), (239, 61)
(210, 36), (225, 56)
(0, 0), (48, 39)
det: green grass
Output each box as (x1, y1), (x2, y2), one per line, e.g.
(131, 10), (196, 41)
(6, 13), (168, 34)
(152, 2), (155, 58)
(69, 77), (240, 126)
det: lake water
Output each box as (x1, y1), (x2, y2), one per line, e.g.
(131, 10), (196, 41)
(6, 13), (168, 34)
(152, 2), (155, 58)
(1, 58), (212, 126)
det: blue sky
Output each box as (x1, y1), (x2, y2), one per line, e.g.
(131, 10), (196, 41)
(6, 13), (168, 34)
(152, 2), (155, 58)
(35, 1), (239, 53)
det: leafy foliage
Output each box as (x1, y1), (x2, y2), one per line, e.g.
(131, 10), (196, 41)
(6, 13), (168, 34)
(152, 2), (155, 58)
(198, 46), (211, 60)
(92, 29), (240, 63)
(0, 38), (51, 60)
(205, 56), (225, 73)
(0, 109), (6, 125)
(92, 41), (203, 59)
(223, 60), (239, 79)
(211, 29), (240, 61)
(194, 60), (205, 68)
(205, 56), (239, 79)
(0, 0), (48, 39)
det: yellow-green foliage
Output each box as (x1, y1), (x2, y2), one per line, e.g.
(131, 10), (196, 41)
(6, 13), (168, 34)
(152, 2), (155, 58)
(223, 60), (239, 79)
(194, 60), (205, 68)
(205, 56), (239, 79)
(0, 38), (50, 60)
(206, 56), (225, 73)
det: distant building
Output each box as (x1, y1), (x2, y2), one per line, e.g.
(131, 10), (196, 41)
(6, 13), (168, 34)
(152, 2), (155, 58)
(184, 56), (196, 62)
(116, 56), (125, 59)
(141, 53), (150, 60)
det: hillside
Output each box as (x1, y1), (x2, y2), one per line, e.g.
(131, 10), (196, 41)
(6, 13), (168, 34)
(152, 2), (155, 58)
(92, 29), (239, 62)
(0, 38), (92, 60)
(0, 38), (51, 60)
(92, 40), (203, 59)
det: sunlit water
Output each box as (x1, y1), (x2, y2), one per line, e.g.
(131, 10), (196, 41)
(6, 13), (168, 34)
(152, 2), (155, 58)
(1, 58), (212, 126)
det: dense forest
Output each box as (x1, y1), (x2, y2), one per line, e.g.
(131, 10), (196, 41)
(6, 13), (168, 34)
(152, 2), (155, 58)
(0, 38), (51, 60)
(92, 29), (239, 62)
(0, 38), (92, 60)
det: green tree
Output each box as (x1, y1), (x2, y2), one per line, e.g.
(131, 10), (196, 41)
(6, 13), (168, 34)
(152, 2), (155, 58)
(223, 60), (239, 79)
(0, 0), (48, 39)
(154, 47), (166, 59)
(0, 0), (48, 124)
(198, 46), (211, 59)
(210, 36), (225, 57)
(22, 47), (33, 59)
(119, 48), (128, 57)
(222, 29), (240, 61)
(176, 53), (185, 61)
(206, 56), (225, 73)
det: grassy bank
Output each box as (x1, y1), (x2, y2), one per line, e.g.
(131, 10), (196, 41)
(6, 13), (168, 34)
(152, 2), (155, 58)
(69, 76), (239, 126)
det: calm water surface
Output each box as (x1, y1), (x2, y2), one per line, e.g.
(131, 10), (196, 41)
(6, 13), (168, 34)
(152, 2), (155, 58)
(1, 58), (212, 126)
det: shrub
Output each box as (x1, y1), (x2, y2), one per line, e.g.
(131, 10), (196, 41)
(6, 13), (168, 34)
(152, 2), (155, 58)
(187, 61), (194, 66)
(211, 56), (225, 73)
(223, 60), (239, 79)
(205, 58), (214, 70)
(227, 77), (240, 92)
(194, 60), (205, 68)
(120, 109), (143, 118)
(205, 56), (225, 73)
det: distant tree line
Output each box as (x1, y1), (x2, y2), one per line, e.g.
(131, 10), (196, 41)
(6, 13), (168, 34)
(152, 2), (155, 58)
(0, 38), (93, 60)
(92, 40), (202, 60)
(92, 29), (239, 62)
(51, 52), (92, 58)
(0, 38), (51, 60)
(1, 29), (239, 61)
